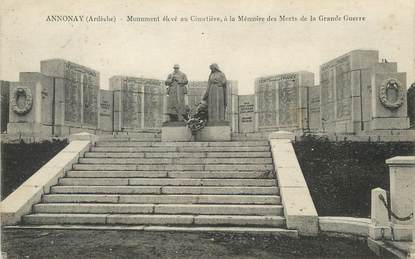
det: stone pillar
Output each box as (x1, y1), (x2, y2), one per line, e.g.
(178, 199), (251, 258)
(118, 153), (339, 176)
(308, 85), (321, 131)
(163, 94), (168, 123)
(140, 88), (145, 129)
(109, 76), (122, 131)
(238, 95), (255, 133)
(296, 72), (315, 132)
(99, 89), (114, 132)
(385, 156), (415, 241)
(413, 199), (415, 242)
(229, 81), (239, 133)
(368, 188), (392, 239)
(254, 91), (259, 132)
(0, 80), (10, 133)
(406, 83), (415, 128)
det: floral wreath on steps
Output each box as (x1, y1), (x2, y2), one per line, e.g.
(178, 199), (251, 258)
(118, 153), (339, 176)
(186, 117), (207, 133)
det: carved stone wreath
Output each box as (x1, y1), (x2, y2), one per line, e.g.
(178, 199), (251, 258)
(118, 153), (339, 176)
(379, 78), (404, 109)
(11, 87), (33, 115)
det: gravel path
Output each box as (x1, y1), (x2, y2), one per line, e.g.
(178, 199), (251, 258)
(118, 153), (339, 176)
(1, 229), (377, 258)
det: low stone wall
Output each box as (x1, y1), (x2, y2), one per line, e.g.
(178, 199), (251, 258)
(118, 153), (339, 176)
(319, 217), (370, 237)
(0, 133), (96, 225)
(232, 130), (415, 142)
(0, 134), (67, 144)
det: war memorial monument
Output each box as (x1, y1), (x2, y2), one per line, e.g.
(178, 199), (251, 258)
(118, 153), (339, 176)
(1, 49), (414, 258)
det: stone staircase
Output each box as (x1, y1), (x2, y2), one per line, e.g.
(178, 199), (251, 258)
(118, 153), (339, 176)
(22, 137), (297, 236)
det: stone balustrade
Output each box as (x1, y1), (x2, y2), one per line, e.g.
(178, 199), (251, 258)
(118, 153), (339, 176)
(268, 131), (318, 236)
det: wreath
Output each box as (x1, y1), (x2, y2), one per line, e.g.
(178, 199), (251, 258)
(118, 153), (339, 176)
(186, 117), (207, 133)
(11, 87), (33, 115)
(379, 78), (404, 109)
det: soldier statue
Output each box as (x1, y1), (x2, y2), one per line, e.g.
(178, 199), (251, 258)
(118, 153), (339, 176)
(165, 64), (188, 122)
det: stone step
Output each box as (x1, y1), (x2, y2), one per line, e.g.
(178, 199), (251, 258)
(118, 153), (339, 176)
(84, 151), (271, 158)
(67, 170), (168, 178)
(91, 146), (270, 153)
(101, 138), (162, 143)
(66, 170), (274, 179)
(5, 225), (298, 238)
(98, 135), (161, 141)
(72, 164), (274, 171)
(113, 129), (161, 134)
(42, 194), (281, 204)
(58, 178), (276, 186)
(23, 214), (285, 227)
(33, 203), (283, 216)
(51, 186), (279, 195)
(78, 157), (273, 165)
(95, 141), (269, 147)
(98, 134), (161, 140)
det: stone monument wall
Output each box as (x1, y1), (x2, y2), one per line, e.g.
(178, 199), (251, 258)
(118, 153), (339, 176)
(1, 81), (10, 133)
(4, 49), (412, 138)
(320, 50), (378, 133)
(255, 76), (278, 131)
(255, 71), (314, 132)
(143, 79), (165, 129)
(110, 76), (164, 131)
(320, 50), (410, 134)
(40, 59), (100, 136)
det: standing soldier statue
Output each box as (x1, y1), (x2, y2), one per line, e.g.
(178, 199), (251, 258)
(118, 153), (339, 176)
(165, 64), (188, 122)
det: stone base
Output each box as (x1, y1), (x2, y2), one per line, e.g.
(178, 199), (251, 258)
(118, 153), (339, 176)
(161, 125), (192, 142)
(7, 122), (53, 137)
(370, 117), (410, 130)
(7, 122), (100, 137)
(368, 225), (392, 240)
(392, 224), (413, 241)
(195, 125), (231, 142)
(368, 238), (414, 259)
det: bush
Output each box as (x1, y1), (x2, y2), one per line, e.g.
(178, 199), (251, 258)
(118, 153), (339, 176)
(1, 140), (68, 199)
(294, 135), (414, 217)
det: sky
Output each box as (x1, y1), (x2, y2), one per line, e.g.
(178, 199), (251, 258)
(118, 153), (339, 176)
(1, 0), (414, 94)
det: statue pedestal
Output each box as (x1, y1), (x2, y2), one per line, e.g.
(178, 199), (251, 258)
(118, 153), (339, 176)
(161, 122), (192, 142)
(195, 121), (231, 142)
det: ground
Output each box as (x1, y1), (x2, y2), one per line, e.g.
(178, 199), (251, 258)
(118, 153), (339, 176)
(1, 229), (378, 258)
